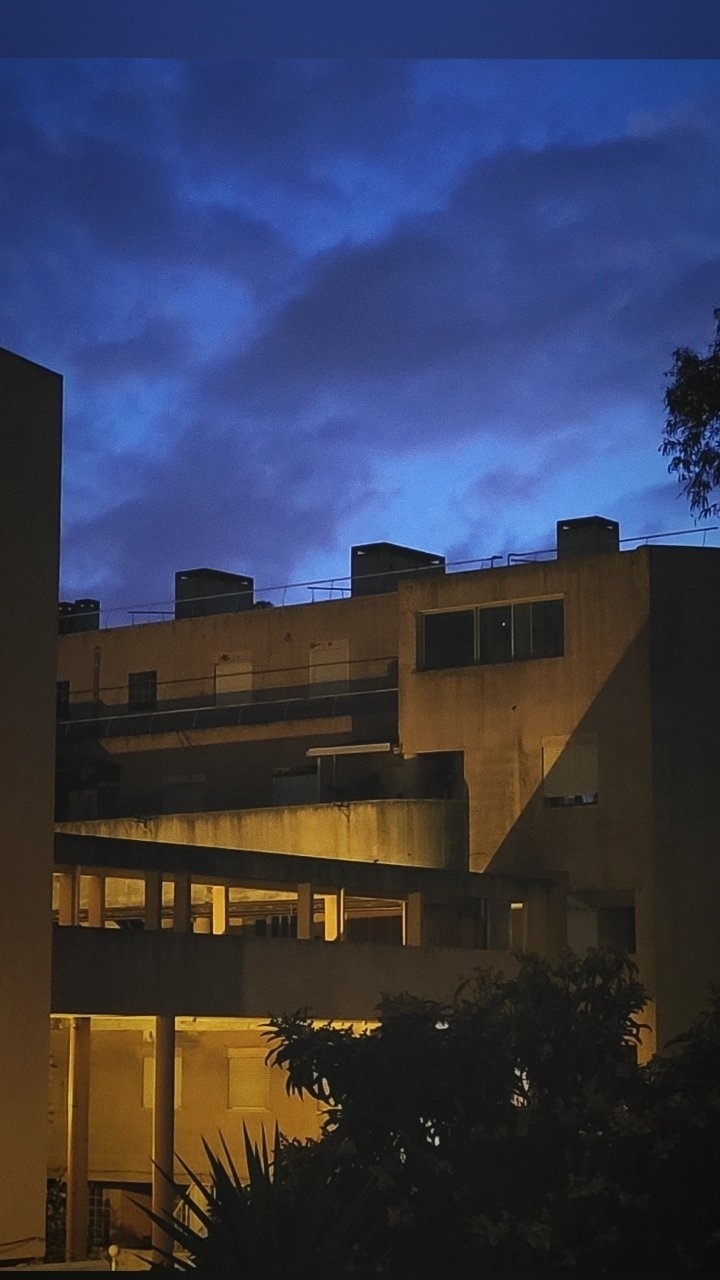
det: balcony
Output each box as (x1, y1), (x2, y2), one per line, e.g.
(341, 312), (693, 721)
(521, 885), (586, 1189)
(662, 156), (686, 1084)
(56, 658), (397, 743)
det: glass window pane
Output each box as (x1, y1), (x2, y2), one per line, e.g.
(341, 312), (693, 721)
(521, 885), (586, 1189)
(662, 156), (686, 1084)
(422, 611), (475, 669)
(478, 606), (512, 664)
(531, 599), (564, 658)
(512, 604), (532, 660)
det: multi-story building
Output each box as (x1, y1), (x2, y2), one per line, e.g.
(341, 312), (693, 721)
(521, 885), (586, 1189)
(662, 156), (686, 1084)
(5, 337), (719, 1262)
(0, 348), (62, 1266)
(50, 517), (720, 1255)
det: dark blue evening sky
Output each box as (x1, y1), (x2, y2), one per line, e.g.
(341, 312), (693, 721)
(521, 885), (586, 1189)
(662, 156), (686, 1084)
(3, 55), (720, 619)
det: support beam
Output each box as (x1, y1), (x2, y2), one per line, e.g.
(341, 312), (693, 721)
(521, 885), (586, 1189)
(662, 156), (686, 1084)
(151, 1015), (176, 1267)
(65, 1016), (90, 1262)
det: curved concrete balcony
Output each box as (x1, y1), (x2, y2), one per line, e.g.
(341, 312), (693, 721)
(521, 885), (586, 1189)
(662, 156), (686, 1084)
(57, 798), (469, 872)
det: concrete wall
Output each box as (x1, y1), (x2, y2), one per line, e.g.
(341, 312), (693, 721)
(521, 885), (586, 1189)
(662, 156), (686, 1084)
(58, 798), (468, 870)
(648, 547), (720, 1045)
(57, 591), (398, 709)
(398, 549), (654, 883)
(52, 930), (518, 1021)
(397, 548), (658, 1038)
(0, 349), (62, 1262)
(48, 1018), (321, 1190)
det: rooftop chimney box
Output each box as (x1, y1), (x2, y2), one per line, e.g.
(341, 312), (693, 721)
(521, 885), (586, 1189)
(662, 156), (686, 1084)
(58, 598), (100, 633)
(351, 542), (445, 596)
(175, 568), (254, 619)
(556, 516), (620, 560)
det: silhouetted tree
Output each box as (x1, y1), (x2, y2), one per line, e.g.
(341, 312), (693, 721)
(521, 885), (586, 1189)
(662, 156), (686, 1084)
(662, 308), (720, 516)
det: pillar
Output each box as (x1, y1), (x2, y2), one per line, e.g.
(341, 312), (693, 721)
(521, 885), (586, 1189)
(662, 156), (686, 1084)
(57, 870), (78, 926)
(523, 875), (568, 960)
(65, 1016), (91, 1262)
(296, 883), (314, 940)
(403, 892), (424, 946)
(322, 889), (345, 941)
(145, 871), (162, 931)
(86, 875), (105, 928)
(211, 885), (229, 935)
(173, 872), (191, 933)
(151, 1015), (176, 1267)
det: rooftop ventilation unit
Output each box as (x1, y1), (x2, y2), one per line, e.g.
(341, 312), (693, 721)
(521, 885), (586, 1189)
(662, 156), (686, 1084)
(174, 568), (254, 619)
(351, 542), (445, 596)
(58, 598), (100, 633)
(556, 516), (620, 559)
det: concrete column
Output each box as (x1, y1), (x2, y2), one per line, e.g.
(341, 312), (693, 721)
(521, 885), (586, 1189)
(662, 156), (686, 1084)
(403, 891), (424, 946)
(485, 899), (511, 951)
(322, 889), (345, 941)
(145, 872), (162, 931)
(65, 1016), (91, 1262)
(524, 876), (568, 960)
(86, 875), (105, 928)
(211, 885), (229, 935)
(173, 872), (192, 932)
(296, 883), (314, 940)
(151, 1015), (176, 1267)
(57, 870), (78, 925)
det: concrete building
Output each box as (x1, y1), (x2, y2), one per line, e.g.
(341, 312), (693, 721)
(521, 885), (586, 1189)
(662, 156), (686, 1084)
(0, 349), (62, 1265)
(50, 516), (720, 1258)
(4, 342), (719, 1263)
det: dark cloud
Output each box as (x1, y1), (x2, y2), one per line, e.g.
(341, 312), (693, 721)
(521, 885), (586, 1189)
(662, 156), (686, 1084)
(60, 409), (378, 611)
(72, 316), (196, 382)
(202, 119), (720, 453)
(3, 59), (720, 610)
(179, 60), (418, 181)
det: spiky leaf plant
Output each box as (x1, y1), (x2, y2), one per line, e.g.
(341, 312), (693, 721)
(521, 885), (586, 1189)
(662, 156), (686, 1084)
(143, 1124), (385, 1271)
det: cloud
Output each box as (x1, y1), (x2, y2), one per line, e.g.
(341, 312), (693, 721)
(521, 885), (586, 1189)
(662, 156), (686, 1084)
(4, 59), (720, 610)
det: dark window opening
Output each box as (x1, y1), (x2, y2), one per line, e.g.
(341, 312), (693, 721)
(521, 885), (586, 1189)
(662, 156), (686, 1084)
(421, 599), (563, 670)
(128, 670), (157, 712)
(254, 914), (297, 938)
(598, 905), (636, 954)
(421, 609), (475, 669)
(545, 793), (598, 808)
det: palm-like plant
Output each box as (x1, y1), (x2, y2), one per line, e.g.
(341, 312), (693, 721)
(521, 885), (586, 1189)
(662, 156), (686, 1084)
(143, 1125), (386, 1271)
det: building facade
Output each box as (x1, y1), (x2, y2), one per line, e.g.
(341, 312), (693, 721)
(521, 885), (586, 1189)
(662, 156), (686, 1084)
(50, 520), (720, 1256)
(0, 349), (62, 1265)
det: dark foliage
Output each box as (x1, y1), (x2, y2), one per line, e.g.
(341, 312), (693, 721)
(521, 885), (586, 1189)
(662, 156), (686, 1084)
(143, 955), (720, 1270)
(662, 308), (720, 516)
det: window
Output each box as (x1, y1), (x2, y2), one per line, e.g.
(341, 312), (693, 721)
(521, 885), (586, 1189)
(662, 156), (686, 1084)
(227, 1048), (270, 1110)
(420, 599), (563, 670)
(142, 1054), (182, 1109)
(128, 670), (157, 712)
(215, 653), (252, 705)
(309, 639), (349, 692)
(543, 735), (598, 807)
(56, 679), (70, 718)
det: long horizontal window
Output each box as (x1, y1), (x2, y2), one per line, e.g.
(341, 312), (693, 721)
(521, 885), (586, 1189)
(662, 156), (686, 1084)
(420, 599), (563, 670)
